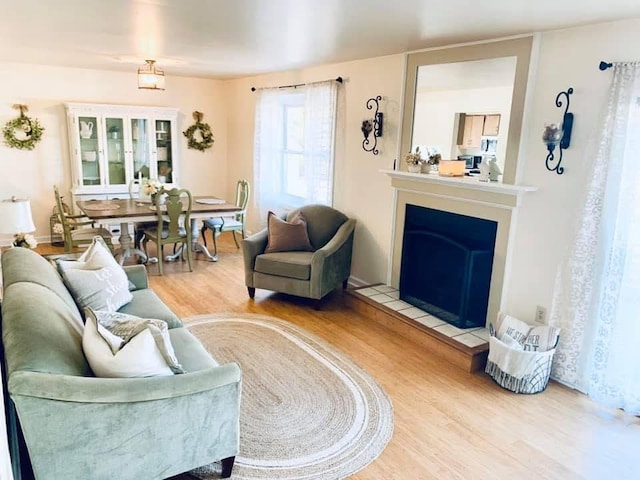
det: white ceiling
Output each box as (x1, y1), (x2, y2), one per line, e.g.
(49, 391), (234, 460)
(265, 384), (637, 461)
(1, 0), (639, 79)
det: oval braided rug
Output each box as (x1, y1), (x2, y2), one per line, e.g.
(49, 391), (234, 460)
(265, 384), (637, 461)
(185, 313), (393, 480)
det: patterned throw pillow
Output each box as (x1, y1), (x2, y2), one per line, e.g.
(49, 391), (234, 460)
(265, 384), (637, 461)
(83, 309), (184, 378)
(264, 210), (313, 253)
(523, 326), (561, 352)
(58, 236), (132, 312)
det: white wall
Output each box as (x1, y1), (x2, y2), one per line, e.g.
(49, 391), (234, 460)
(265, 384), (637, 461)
(225, 54), (404, 283)
(225, 17), (640, 320)
(0, 62), (228, 245)
(507, 18), (640, 321)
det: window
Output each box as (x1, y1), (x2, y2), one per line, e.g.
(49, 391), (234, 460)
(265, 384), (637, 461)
(254, 81), (338, 222)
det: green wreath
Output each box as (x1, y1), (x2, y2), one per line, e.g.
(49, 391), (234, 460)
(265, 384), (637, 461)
(3, 106), (45, 151)
(183, 111), (214, 152)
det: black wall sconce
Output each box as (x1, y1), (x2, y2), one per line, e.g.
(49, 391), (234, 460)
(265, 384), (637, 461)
(361, 96), (383, 155)
(542, 87), (574, 175)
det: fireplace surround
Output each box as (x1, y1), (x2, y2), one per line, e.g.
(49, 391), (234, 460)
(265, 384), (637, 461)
(385, 171), (536, 328)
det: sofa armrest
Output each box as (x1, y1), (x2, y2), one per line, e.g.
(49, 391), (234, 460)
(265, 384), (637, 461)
(310, 219), (356, 298)
(8, 362), (241, 403)
(123, 264), (148, 290)
(242, 228), (268, 287)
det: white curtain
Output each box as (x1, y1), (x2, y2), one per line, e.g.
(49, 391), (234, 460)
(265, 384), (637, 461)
(550, 62), (640, 413)
(253, 81), (338, 224)
(254, 88), (283, 222)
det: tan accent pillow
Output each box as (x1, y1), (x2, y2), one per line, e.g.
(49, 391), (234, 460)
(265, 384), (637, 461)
(265, 211), (313, 253)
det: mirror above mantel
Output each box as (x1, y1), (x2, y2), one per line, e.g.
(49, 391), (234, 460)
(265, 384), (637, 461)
(400, 36), (534, 185)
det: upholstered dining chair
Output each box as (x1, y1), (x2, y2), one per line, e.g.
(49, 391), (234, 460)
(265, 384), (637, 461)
(201, 179), (250, 256)
(242, 204), (355, 305)
(142, 187), (193, 275)
(53, 185), (114, 253)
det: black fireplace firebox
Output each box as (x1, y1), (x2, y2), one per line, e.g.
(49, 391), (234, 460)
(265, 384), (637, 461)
(399, 205), (497, 329)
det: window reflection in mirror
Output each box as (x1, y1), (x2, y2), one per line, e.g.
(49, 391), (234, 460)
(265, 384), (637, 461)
(412, 57), (516, 175)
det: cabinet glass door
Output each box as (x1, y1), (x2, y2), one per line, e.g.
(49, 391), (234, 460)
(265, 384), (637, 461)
(131, 118), (150, 180)
(104, 118), (126, 186)
(78, 116), (101, 186)
(155, 120), (173, 183)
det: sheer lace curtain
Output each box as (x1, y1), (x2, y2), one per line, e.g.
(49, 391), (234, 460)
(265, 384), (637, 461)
(550, 62), (640, 413)
(253, 81), (338, 225)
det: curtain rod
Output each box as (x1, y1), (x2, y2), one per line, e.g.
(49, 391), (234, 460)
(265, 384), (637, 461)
(599, 61), (613, 71)
(251, 76), (343, 92)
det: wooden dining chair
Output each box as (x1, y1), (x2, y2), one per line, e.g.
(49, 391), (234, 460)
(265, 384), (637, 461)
(53, 185), (114, 252)
(200, 180), (250, 256)
(128, 178), (159, 249)
(141, 188), (193, 275)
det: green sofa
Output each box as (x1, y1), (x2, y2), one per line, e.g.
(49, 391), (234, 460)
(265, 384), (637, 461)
(0, 247), (241, 480)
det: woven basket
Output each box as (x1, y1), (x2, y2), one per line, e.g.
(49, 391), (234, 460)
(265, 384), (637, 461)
(485, 321), (558, 395)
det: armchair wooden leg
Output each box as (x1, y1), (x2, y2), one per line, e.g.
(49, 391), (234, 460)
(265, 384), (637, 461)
(221, 456), (235, 478)
(247, 287), (255, 298)
(313, 297), (324, 310)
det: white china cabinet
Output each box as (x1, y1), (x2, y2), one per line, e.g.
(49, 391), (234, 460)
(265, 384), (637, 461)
(65, 103), (179, 202)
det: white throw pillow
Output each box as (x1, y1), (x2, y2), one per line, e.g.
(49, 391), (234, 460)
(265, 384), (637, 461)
(83, 309), (183, 378)
(58, 236), (132, 312)
(497, 314), (531, 348)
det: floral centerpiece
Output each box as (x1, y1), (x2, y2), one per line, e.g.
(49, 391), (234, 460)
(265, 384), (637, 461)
(13, 233), (37, 249)
(143, 178), (163, 196)
(404, 146), (423, 172)
(143, 179), (165, 204)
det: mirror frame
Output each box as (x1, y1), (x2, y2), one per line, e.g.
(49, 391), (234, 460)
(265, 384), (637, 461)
(400, 36), (533, 184)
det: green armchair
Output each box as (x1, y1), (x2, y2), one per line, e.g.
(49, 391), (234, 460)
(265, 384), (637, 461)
(242, 204), (355, 302)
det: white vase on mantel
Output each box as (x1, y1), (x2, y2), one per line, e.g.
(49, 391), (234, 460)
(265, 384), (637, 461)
(407, 164), (421, 173)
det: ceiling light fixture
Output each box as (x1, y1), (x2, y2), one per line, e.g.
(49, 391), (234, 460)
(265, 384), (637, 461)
(138, 60), (165, 90)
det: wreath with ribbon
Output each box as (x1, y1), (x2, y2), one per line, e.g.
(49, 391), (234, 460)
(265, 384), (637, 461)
(3, 104), (45, 150)
(183, 111), (214, 152)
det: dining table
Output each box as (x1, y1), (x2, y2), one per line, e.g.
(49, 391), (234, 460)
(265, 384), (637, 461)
(76, 197), (242, 264)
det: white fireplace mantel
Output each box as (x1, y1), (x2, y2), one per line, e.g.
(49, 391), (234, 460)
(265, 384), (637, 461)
(384, 169), (537, 328)
(382, 170), (537, 209)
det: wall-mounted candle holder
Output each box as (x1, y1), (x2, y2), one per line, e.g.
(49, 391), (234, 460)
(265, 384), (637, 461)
(543, 87), (574, 175)
(362, 96), (383, 155)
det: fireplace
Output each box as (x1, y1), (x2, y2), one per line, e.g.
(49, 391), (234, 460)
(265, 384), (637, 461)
(399, 205), (497, 329)
(386, 171), (537, 329)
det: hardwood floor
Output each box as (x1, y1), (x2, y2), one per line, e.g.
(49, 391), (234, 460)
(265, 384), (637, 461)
(37, 237), (640, 480)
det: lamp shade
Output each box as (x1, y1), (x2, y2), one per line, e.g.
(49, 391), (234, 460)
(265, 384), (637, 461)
(0, 198), (36, 234)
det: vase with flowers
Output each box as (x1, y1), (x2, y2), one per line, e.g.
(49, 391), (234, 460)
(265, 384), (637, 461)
(143, 178), (165, 205)
(404, 146), (423, 173)
(13, 233), (37, 249)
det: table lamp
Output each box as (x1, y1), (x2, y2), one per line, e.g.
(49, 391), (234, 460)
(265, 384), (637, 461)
(0, 197), (36, 246)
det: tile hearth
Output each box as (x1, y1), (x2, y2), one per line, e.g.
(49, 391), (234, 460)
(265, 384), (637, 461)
(356, 285), (490, 349)
(345, 284), (490, 372)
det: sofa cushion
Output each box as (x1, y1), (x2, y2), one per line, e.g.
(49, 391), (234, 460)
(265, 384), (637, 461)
(1, 282), (90, 377)
(169, 328), (219, 372)
(255, 251), (313, 280)
(83, 309), (178, 378)
(0, 247), (81, 317)
(58, 237), (132, 312)
(265, 211), (313, 254)
(119, 289), (182, 329)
